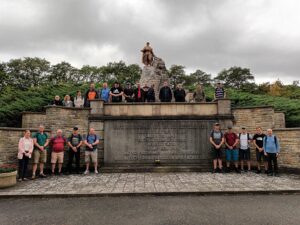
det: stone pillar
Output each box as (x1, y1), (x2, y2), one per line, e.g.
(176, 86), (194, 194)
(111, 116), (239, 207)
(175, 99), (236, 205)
(90, 100), (104, 115)
(217, 99), (231, 115)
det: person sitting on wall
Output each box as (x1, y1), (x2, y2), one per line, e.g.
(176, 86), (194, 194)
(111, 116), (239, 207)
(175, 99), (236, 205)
(193, 84), (206, 102)
(32, 125), (49, 179)
(264, 129), (280, 176)
(146, 84), (155, 102)
(99, 82), (110, 103)
(49, 129), (67, 176)
(74, 91), (84, 108)
(110, 82), (124, 103)
(84, 82), (99, 107)
(174, 84), (186, 102)
(83, 128), (100, 175)
(159, 81), (172, 102)
(209, 123), (225, 173)
(238, 127), (252, 172)
(123, 83), (135, 102)
(17, 130), (34, 181)
(67, 127), (83, 174)
(214, 82), (226, 100)
(51, 95), (63, 106)
(63, 95), (73, 107)
(134, 82), (145, 102)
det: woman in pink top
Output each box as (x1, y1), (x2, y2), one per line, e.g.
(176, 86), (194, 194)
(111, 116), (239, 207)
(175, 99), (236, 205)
(18, 130), (34, 181)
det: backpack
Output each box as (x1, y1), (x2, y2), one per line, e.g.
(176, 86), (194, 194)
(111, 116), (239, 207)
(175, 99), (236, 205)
(264, 135), (278, 149)
(69, 133), (82, 146)
(238, 133), (251, 140)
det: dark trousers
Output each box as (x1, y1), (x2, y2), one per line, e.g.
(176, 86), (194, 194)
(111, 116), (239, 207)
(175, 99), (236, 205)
(267, 153), (278, 174)
(67, 148), (80, 173)
(18, 155), (29, 179)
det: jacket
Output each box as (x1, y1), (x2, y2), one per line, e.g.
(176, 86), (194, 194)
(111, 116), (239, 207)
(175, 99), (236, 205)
(18, 137), (34, 159)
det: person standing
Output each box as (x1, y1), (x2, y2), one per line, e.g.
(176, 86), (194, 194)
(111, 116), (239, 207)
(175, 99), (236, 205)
(67, 127), (83, 174)
(146, 84), (155, 102)
(253, 127), (268, 174)
(32, 125), (49, 179)
(174, 84), (186, 102)
(209, 123), (225, 173)
(49, 129), (67, 175)
(17, 130), (34, 181)
(193, 84), (206, 102)
(264, 129), (280, 176)
(99, 82), (110, 103)
(74, 91), (84, 108)
(159, 81), (172, 102)
(83, 128), (100, 175)
(84, 82), (99, 107)
(238, 127), (252, 172)
(110, 82), (123, 103)
(123, 83), (134, 102)
(63, 95), (73, 107)
(134, 83), (145, 102)
(214, 82), (226, 100)
(224, 126), (240, 173)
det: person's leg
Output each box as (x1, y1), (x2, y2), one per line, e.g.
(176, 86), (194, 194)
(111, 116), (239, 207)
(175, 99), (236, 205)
(18, 159), (24, 180)
(32, 150), (39, 178)
(218, 159), (222, 170)
(225, 149), (231, 170)
(58, 152), (64, 173)
(263, 154), (268, 172)
(247, 149), (251, 171)
(23, 156), (29, 179)
(67, 149), (74, 173)
(274, 154), (279, 175)
(267, 153), (273, 175)
(40, 163), (44, 175)
(51, 152), (57, 174)
(75, 150), (80, 173)
(58, 163), (62, 173)
(213, 159), (217, 170)
(92, 151), (98, 173)
(51, 163), (56, 174)
(84, 151), (90, 174)
(247, 160), (251, 171)
(32, 164), (38, 177)
(256, 150), (261, 172)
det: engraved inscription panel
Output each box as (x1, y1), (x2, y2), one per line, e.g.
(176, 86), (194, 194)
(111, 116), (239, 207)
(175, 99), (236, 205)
(104, 120), (215, 164)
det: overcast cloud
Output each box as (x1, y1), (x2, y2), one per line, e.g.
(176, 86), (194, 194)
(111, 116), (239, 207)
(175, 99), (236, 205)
(0, 0), (300, 84)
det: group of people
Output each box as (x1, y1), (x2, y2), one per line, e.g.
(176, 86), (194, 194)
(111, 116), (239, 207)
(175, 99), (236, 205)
(210, 124), (280, 176)
(50, 81), (226, 107)
(17, 125), (100, 181)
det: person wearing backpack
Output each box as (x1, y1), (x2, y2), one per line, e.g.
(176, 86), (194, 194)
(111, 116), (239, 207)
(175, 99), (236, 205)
(66, 127), (83, 174)
(83, 128), (100, 175)
(263, 129), (280, 176)
(209, 123), (225, 173)
(238, 127), (252, 172)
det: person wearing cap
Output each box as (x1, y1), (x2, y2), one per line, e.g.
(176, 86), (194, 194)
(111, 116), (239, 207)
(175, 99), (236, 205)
(67, 127), (83, 174)
(224, 126), (240, 173)
(134, 82), (145, 102)
(209, 123), (225, 173)
(123, 83), (134, 102)
(214, 82), (226, 100)
(238, 127), (252, 172)
(110, 82), (123, 102)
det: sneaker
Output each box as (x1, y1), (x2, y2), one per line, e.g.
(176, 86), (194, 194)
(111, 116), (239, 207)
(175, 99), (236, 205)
(256, 170), (261, 174)
(39, 173), (47, 178)
(84, 170), (89, 175)
(95, 170), (99, 174)
(31, 174), (36, 180)
(18, 178), (22, 182)
(22, 178), (29, 181)
(235, 168), (241, 173)
(212, 169), (217, 173)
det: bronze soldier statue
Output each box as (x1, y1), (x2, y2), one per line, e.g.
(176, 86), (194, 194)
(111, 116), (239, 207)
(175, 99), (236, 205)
(141, 42), (154, 66)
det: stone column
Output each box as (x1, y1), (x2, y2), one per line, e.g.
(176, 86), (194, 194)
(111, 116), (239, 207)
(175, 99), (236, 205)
(90, 100), (105, 115)
(217, 99), (231, 115)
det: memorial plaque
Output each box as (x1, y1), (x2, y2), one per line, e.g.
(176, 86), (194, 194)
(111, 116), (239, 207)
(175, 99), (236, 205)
(104, 120), (215, 165)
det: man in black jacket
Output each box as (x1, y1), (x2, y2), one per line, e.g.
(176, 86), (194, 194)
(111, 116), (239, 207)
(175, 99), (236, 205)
(159, 81), (172, 102)
(174, 84), (186, 102)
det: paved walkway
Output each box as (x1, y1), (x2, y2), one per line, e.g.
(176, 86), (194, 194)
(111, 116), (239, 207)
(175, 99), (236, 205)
(1, 172), (300, 196)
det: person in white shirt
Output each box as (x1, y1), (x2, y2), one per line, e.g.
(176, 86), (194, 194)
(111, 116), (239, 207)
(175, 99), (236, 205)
(238, 127), (252, 172)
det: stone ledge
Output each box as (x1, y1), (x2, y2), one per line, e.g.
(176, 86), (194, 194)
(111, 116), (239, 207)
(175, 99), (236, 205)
(232, 105), (274, 110)
(89, 115), (234, 121)
(0, 127), (51, 132)
(274, 128), (300, 131)
(21, 112), (46, 115)
(44, 106), (91, 111)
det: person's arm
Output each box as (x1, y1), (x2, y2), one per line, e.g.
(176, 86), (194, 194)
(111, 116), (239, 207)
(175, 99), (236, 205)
(263, 137), (268, 156)
(77, 140), (83, 148)
(110, 91), (116, 97)
(276, 138), (280, 155)
(224, 135), (231, 149)
(209, 137), (217, 147)
(33, 135), (42, 151)
(84, 139), (93, 149)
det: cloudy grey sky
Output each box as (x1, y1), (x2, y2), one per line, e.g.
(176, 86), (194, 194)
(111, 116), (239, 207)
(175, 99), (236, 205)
(1, 0), (299, 84)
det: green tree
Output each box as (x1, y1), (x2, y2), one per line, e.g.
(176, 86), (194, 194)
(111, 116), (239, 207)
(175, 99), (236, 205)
(189, 69), (212, 85)
(0, 63), (8, 91)
(6, 57), (50, 89)
(215, 67), (254, 89)
(168, 65), (186, 87)
(79, 65), (103, 83)
(48, 62), (79, 84)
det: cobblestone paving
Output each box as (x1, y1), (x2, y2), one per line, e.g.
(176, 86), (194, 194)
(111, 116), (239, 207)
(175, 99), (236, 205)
(1, 172), (300, 196)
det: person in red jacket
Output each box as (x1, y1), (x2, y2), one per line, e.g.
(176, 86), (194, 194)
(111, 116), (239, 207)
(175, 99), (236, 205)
(50, 129), (67, 175)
